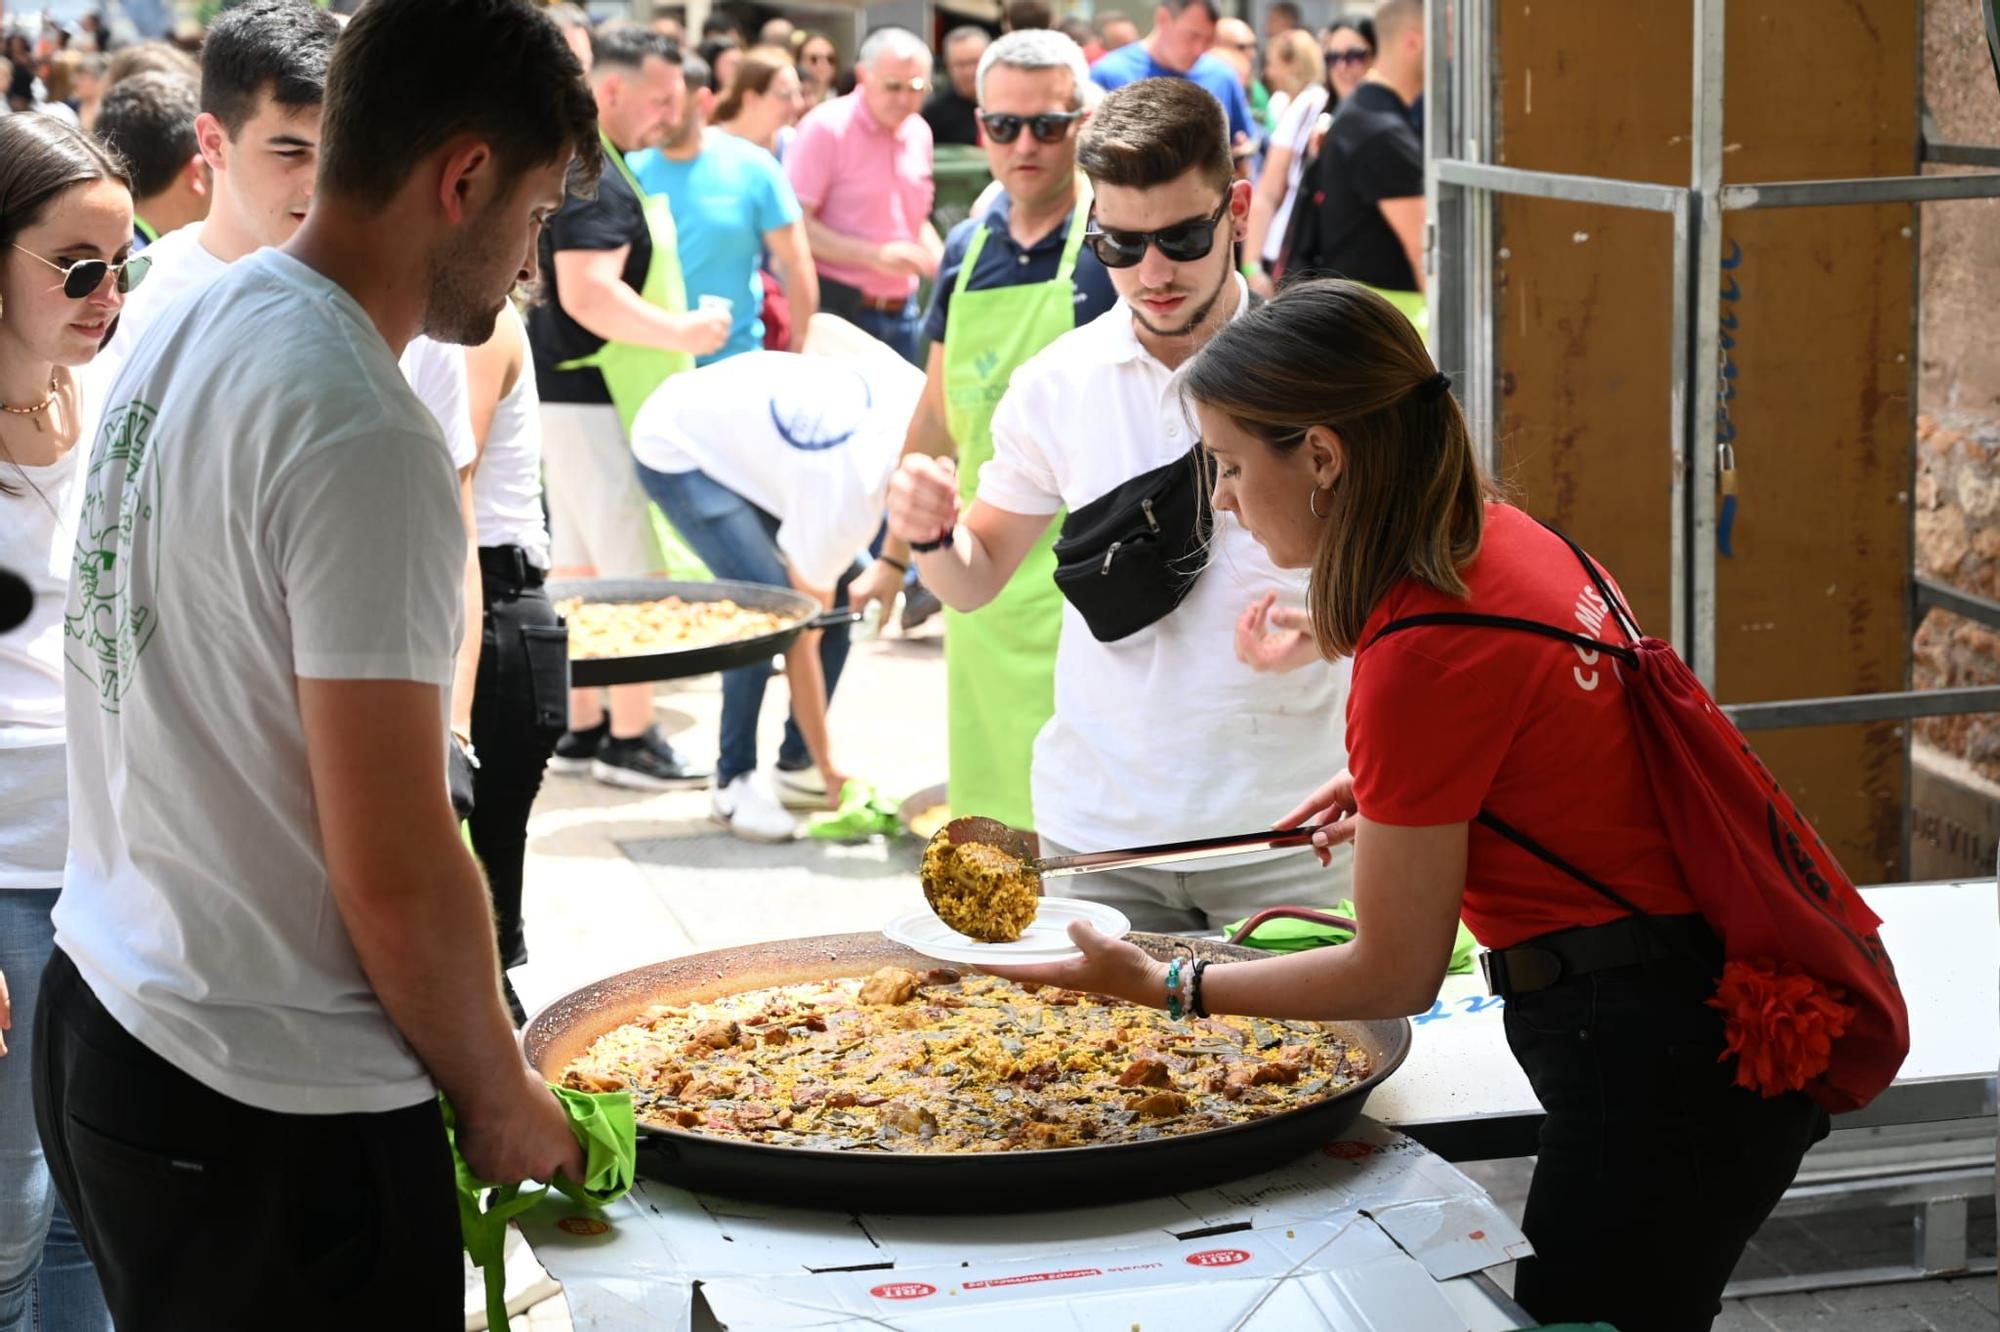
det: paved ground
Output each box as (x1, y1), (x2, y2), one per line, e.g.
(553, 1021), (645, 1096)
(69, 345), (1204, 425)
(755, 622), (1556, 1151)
(471, 618), (1996, 1330)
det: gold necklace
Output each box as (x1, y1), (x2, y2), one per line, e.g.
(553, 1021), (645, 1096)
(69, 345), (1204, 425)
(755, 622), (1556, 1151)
(0, 373), (59, 433)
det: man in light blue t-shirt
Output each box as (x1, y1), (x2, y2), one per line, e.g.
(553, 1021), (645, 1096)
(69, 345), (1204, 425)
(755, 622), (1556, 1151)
(630, 54), (818, 360)
(1089, 0), (1256, 154)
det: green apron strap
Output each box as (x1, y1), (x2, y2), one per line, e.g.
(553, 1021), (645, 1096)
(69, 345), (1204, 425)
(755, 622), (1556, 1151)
(1052, 184), (1092, 286)
(133, 216), (159, 246)
(601, 130), (647, 197)
(954, 222), (991, 300)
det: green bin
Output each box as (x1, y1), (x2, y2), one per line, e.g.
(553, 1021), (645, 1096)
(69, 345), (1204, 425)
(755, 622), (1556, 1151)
(931, 143), (995, 238)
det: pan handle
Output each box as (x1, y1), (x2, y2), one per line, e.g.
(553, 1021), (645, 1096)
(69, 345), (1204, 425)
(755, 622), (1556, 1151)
(805, 609), (867, 631)
(1225, 906), (1359, 948)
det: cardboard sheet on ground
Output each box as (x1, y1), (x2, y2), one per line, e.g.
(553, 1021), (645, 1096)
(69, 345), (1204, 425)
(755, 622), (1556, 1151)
(519, 1118), (1531, 1330)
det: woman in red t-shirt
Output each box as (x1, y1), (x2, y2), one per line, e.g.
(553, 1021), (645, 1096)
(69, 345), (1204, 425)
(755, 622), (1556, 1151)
(995, 281), (1827, 1332)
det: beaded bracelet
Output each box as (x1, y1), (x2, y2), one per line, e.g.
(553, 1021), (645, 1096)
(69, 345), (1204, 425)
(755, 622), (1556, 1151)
(1165, 956), (1185, 1021)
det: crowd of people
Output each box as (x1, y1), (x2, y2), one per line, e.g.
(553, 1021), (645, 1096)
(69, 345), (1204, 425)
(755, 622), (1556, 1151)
(0, 2), (1851, 1331)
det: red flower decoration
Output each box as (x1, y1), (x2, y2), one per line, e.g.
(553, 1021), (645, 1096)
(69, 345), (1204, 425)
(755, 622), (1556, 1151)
(1708, 958), (1857, 1097)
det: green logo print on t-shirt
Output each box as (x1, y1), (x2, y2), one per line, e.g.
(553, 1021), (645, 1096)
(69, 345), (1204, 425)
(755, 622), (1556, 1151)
(64, 400), (160, 713)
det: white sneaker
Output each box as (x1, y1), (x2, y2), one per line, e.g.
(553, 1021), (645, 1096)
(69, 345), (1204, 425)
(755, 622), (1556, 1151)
(773, 763), (829, 810)
(711, 770), (799, 843)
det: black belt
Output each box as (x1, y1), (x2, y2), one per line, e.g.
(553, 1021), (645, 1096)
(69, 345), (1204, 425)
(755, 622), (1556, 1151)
(478, 544), (546, 589)
(1480, 913), (1720, 1000)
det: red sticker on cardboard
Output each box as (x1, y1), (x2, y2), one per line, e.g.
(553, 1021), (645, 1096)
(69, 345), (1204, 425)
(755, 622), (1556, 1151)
(1184, 1248), (1252, 1268)
(555, 1217), (609, 1237)
(1322, 1139), (1378, 1160)
(870, 1282), (938, 1301)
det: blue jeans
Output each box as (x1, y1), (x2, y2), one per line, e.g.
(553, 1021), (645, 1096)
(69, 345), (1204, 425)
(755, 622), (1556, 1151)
(638, 465), (862, 785)
(850, 301), (923, 366)
(0, 891), (108, 1332)
(820, 277), (924, 366)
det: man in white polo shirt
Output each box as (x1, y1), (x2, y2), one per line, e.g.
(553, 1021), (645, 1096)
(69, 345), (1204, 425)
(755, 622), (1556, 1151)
(35, 1), (595, 1322)
(887, 77), (1350, 930)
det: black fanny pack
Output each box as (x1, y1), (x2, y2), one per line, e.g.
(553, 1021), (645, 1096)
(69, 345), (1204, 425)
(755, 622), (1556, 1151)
(1050, 445), (1213, 642)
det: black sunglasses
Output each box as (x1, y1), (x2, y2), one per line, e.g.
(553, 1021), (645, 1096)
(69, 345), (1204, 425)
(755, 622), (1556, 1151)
(1083, 196), (1232, 269)
(978, 110), (1083, 144)
(12, 244), (151, 299)
(1325, 47), (1373, 66)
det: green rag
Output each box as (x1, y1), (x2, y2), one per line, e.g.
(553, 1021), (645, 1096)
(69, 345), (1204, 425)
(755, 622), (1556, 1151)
(808, 780), (903, 841)
(443, 1086), (636, 1332)
(1222, 900), (1480, 976)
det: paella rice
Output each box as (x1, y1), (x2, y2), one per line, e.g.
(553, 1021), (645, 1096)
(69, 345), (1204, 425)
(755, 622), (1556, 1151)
(557, 595), (795, 660)
(920, 839), (1040, 942)
(559, 966), (1371, 1152)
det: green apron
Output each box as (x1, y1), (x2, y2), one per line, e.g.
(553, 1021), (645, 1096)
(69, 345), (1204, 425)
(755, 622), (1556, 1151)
(938, 192), (1090, 832)
(559, 134), (707, 578)
(557, 134), (694, 435)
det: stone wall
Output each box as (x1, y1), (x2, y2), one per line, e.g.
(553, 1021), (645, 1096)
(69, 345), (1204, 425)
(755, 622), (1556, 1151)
(1913, 6), (2000, 796)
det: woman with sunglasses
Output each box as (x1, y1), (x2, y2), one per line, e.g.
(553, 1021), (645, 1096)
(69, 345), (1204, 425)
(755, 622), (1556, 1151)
(1244, 15), (1374, 297)
(0, 112), (134, 1332)
(989, 281), (1832, 1332)
(793, 32), (840, 113)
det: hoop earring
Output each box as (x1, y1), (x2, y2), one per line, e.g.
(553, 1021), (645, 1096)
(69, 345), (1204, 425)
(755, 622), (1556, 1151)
(1309, 487), (1326, 519)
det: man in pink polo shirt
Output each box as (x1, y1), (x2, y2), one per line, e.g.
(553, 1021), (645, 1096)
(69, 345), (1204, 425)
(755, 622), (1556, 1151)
(786, 27), (942, 364)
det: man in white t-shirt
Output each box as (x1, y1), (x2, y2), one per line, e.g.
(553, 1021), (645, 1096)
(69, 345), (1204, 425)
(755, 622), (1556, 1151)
(630, 318), (921, 839)
(35, 1), (599, 1322)
(887, 77), (1352, 931)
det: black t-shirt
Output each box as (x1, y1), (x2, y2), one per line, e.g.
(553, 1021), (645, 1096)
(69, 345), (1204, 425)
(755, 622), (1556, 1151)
(922, 88), (981, 148)
(526, 145), (653, 405)
(1285, 82), (1421, 292)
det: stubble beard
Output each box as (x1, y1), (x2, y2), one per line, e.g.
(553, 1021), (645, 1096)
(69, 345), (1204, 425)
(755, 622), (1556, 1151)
(1129, 253), (1232, 341)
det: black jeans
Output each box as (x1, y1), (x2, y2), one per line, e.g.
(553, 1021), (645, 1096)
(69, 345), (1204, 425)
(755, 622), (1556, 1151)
(1504, 954), (1830, 1331)
(31, 949), (461, 1329)
(468, 555), (568, 978)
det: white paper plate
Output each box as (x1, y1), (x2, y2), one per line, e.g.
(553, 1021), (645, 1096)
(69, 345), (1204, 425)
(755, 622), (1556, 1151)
(883, 897), (1132, 965)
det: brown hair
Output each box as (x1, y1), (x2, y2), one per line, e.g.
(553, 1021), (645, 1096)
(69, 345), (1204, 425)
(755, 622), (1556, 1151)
(1004, 0), (1054, 30)
(1077, 76), (1232, 194)
(105, 40), (199, 87)
(1180, 279), (1489, 658)
(714, 46), (793, 123)
(318, 0), (600, 208)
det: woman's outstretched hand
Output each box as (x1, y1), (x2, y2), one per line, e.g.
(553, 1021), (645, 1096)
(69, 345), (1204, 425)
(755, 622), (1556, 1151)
(977, 921), (1169, 1007)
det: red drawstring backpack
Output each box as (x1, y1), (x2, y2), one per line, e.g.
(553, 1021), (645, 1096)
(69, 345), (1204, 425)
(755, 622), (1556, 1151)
(1374, 523), (1910, 1113)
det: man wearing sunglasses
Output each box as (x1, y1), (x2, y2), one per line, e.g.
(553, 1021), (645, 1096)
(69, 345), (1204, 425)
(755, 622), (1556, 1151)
(787, 27), (942, 365)
(885, 76), (1349, 931)
(853, 28), (1117, 841)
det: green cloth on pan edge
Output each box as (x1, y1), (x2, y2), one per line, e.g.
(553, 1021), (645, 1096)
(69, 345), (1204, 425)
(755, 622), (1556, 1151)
(444, 1086), (637, 1332)
(1222, 899), (1480, 976)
